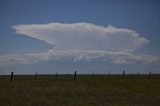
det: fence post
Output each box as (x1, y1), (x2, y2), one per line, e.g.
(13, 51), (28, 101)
(92, 72), (94, 80)
(10, 72), (13, 82)
(35, 72), (37, 80)
(149, 71), (151, 75)
(137, 72), (139, 78)
(149, 71), (151, 78)
(74, 71), (77, 81)
(108, 72), (110, 79)
(123, 70), (125, 78)
(55, 72), (58, 81)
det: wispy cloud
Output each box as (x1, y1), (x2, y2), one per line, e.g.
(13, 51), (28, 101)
(0, 49), (159, 66)
(0, 22), (159, 66)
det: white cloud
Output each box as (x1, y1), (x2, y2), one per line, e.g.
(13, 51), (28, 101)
(0, 49), (159, 66)
(13, 22), (149, 52)
(0, 22), (159, 66)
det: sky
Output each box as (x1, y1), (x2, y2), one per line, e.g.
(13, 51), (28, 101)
(0, 0), (160, 74)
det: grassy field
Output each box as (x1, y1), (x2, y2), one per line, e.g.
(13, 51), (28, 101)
(0, 74), (160, 106)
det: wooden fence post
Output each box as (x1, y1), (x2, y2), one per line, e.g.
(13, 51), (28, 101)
(55, 72), (58, 81)
(108, 72), (110, 79)
(149, 71), (151, 78)
(137, 72), (139, 78)
(92, 72), (94, 80)
(10, 72), (13, 82)
(35, 72), (37, 80)
(74, 71), (77, 81)
(123, 70), (125, 78)
(149, 71), (151, 75)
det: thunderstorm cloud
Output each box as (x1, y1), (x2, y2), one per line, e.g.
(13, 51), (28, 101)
(0, 22), (159, 66)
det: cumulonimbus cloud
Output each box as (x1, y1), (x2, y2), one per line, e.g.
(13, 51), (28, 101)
(0, 22), (159, 66)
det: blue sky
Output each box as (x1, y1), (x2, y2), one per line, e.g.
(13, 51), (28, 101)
(0, 0), (160, 74)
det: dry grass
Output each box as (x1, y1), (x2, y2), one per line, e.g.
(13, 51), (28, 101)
(0, 74), (160, 106)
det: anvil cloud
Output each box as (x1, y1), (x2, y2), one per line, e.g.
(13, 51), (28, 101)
(13, 23), (149, 52)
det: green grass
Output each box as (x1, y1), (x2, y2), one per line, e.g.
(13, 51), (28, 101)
(0, 74), (160, 106)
